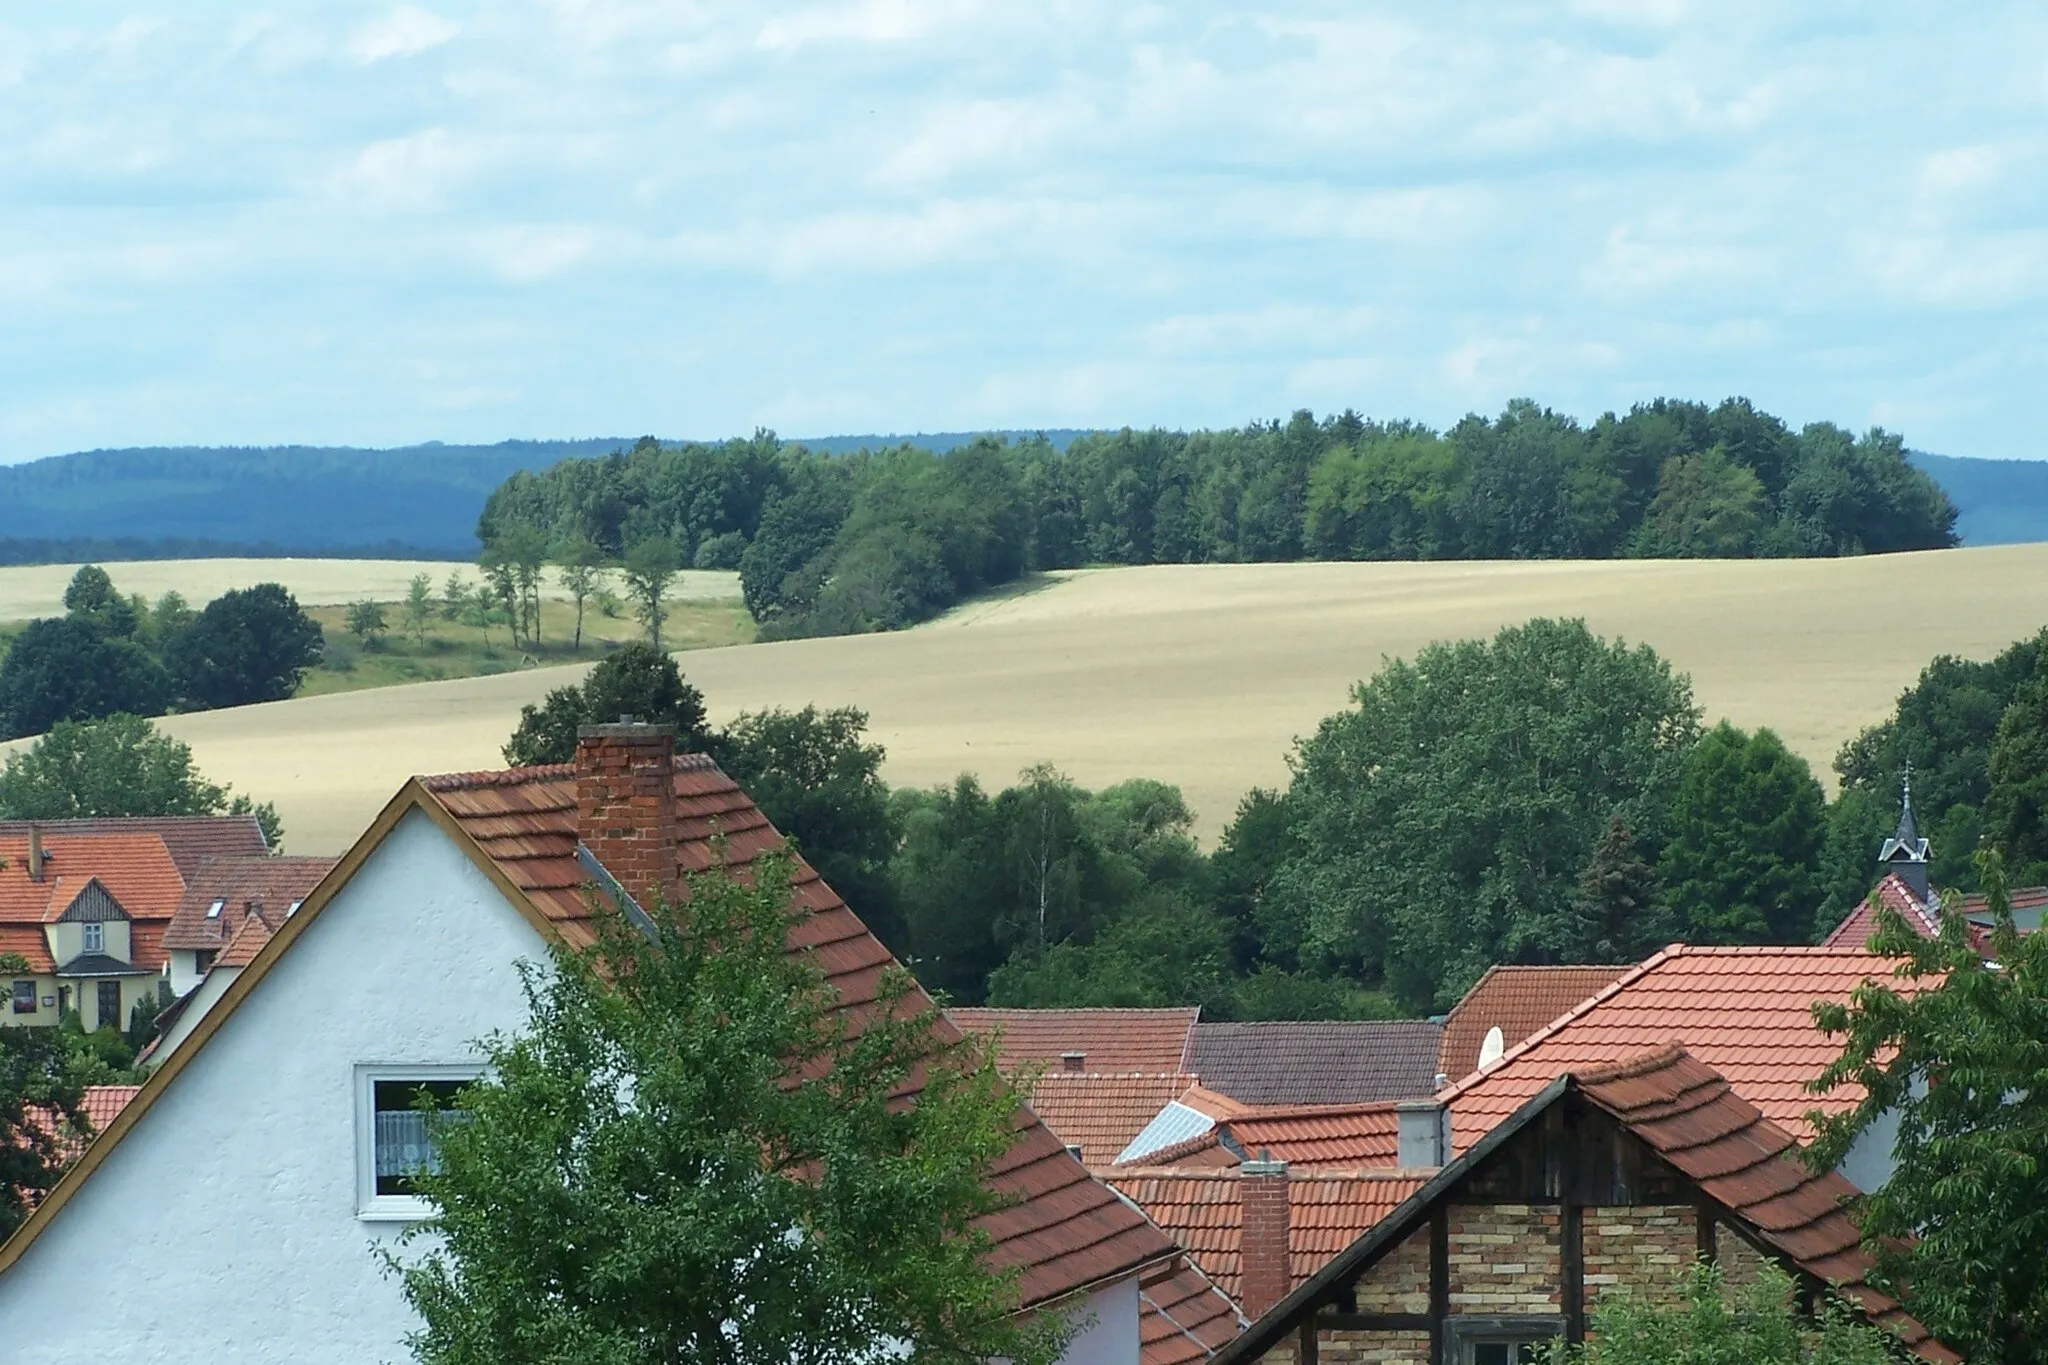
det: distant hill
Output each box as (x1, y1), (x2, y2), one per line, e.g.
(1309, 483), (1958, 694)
(0, 432), (1099, 564)
(1909, 451), (2048, 546)
(0, 433), (2036, 565)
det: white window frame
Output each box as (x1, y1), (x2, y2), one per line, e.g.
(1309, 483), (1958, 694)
(353, 1063), (484, 1222)
(81, 921), (104, 954)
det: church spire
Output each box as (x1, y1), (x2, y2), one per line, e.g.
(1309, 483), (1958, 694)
(1878, 763), (1931, 903)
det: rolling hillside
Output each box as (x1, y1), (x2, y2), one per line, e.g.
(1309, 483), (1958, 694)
(9, 546), (2041, 856)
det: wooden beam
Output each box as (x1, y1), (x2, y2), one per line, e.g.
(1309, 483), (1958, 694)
(1297, 1318), (1318, 1365)
(1697, 1197), (1718, 1264)
(1430, 1206), (1450, 1365)
(1561, 1200), (1584, 1344)
(1318, 1312), (1434, 1332)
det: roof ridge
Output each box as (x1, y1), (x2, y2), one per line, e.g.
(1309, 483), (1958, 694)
(1568, 1041), (1691, 1086)
(1223, 1099), (1406, 1122)
(421, 752), (722, 791)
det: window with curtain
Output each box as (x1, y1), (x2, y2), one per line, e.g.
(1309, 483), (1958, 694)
(372, 1079), (472, 1197)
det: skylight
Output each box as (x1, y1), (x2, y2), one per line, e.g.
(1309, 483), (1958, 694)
(205, 899), (226, 919)
(286, 899), (303, 917)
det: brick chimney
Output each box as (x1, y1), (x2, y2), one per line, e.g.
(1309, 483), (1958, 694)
(26, 826), (44, 883)
(1240, 1157), (1292, 1322)
(575, 723), (679, 904)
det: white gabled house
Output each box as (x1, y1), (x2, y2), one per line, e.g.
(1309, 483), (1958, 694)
(0, 724), (1237, 1364)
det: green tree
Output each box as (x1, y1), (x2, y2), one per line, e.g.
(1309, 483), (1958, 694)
(1985, 676), (2048, 885)
(440, 572), (470, 621)
(1270, 618), (1699, 1009)
(1658, 723), (1826, 944)
(0, 1014), (87, 1238)
(345, 599), (389, 646)
(0, 714), (283, 848)
(0, 616), (171, 740)
(61, 564), (139, 636)
(1570, 814), (1664, 961)
(1809, 854), (2048, 1365)
(402, 574), (436, 647)
(1632, 447), (1765, 557)
(1542, 1263), (1896, 1365)
(552, 532), (606, 651)
(492, 522), (550, 648)
(502, 644), (714, 767)
(167, 583), (324, 710)
(717, 707), (900, 945)
(621, 535), (681, 649)
(150, 590), (196, 644)
(388, 855), (1067, 1365)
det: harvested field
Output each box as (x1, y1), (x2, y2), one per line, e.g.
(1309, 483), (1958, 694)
(8, 546), (2048, 854)
(0, 558), (740, 617)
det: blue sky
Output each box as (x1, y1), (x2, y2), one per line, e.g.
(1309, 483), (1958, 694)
(3, 2), (2046, 463)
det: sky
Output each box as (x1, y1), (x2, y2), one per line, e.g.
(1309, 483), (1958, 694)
(3, 2), (2046, 464)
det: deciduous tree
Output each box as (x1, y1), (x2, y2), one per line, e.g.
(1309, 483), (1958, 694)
(1658, 723), (1825, 944)
(1985, 676), (2048, 885)
(167, 582), (324, 709)
(402, 574), (435, 647)
(0, 1014), (86, 1239)
(502, 644), (713, 767)
(0, 714), (282, 847)
(0, 616), (171, 740)
(389, 856), (1067, 1365)
(621, 535), (681, 649)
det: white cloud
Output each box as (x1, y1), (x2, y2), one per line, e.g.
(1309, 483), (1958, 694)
(348, 6), (461, 63)
(327, 129), (475, 211)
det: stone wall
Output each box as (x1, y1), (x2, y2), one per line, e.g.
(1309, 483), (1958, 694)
(1716, 1225), (1772, 1290)
(1317, 1328), (1431, 1363)
(1448, 1203), (1561, 1313)
(1353, 1225), (1430, 1316)
(1583, 1205), (1696, 1306)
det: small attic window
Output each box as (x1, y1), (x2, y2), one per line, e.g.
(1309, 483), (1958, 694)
(205, 899), (226, 919)
(287, 899), (304, 917)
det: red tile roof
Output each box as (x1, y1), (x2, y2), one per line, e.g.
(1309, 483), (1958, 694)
(1824, 874), (2045, 952)
(214, 905), (280, 969)
(1222, 1104), (1404, 1170)
(1440, 946), (1922, 1152)
(1189, 1021), (1442, 1106)
(1025, 1073), (1198, 1167)
(162, 857), (335, 952)
(1437, 964), (1630, 1081)
(0, 817), (266, 877)
(948, 1007), (1200, 1075)
(1105, 1167), (1427, 1303)
(1575, 1046), (1955, 1364)
(1138, 1261), (1245, 1365)
(21, 1085), (142, 1166)
(0, 834), (187, 974)
(420, 755), (1181, 1310)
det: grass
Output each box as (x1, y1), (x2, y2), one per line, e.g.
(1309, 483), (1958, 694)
(297, 598), (756, 697)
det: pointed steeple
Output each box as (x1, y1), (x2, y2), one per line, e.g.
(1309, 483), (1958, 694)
(1878, 764), (1931, 904)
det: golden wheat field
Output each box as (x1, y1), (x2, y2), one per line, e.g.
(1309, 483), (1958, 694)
(8, 546), (2048, 854)
(0, 558), (741, 618)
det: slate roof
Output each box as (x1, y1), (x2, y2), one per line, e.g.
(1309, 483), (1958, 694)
(0, 817), (266, 877)
(1137, 1261), (1246, 1365)
(162, 856), (335, 952)
(1105, 1166), (1427, 1303)
(420, 755), (1183, 1310)
(1438, 946), (1921, 1152)
(1189, 1020), (1443, 1106)
(1437, 964), (1629, 1081)
(52, 952), (150, 978)
(1575, 1046), (1955, 1364)
(1024, 1072), (1199, 1167)
(947, 1006), (1200, 1075)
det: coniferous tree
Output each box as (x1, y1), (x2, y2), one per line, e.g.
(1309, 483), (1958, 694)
(1570, 814), (1663, 960)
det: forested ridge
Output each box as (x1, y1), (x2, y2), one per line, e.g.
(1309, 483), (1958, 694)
(478, 397), (1959, 639)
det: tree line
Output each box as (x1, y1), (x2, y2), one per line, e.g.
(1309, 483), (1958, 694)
(476, 397), (1959, 639)
(504, 616), (2048, 1017)
(0, 566), (325, 742)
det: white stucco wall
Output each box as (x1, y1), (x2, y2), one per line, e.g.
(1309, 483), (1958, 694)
(1057, 1277), (1142, 1365)
(147, 964), (240, 1069)
(0, 808), (548, 1362)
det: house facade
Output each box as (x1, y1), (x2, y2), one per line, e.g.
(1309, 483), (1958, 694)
(0, 727), (1226, 1363)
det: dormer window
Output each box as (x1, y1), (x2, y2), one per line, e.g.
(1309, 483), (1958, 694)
(82, 922), (104, 954)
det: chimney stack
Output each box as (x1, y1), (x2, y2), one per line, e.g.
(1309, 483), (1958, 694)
(1060, 1050), (1086, 1073)
(575, 722), (680, 905)
(1396, 1100), (1450, 1169)
(26, 827), (44, 884)
(1239, 1157), (1292, 1322)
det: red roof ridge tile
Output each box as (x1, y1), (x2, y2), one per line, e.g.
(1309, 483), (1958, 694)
(1568, 1041), (1693, 1087)
(420, 752), (719, 792)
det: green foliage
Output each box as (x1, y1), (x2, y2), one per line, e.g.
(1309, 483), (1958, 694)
(1541, 1263), (1896, 1365)
(621, 535), (681, 649)
(168, 582), (325, 709)
(551, 533), (606, 650)
(389, 855), (1068, 1365)
(346, 598), (390, 645)
(440, 572), (470, 620)
(1986, 676), (2048, 884)
(402, 574), (436, 646)
(1571, 815), (1665, 961)
(1632, 447), (1765, 557)
(1658, 723), (1826, 944)
(0, 1024), (86, 1238)
(1269, 619), (1700, 1010)
(502, 644), (714, 768)
(0, 615), (171, 740)
(1808, 854), (2048, 1365)
(0, 714), (282, 846)
(126, 980), (173, 1050)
